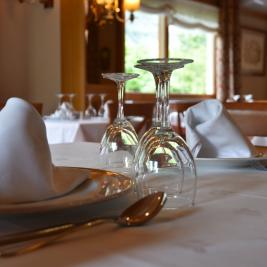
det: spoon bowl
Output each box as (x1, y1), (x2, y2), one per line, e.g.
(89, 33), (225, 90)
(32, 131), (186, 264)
(118, 191), (167, 226)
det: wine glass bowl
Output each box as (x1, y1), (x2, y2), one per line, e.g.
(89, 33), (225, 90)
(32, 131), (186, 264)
(134, 58), (197, 209)
(100, 73), (139, 173)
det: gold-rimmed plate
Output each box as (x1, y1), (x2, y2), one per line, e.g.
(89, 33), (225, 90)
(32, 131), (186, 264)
(0, 167), (132, 214)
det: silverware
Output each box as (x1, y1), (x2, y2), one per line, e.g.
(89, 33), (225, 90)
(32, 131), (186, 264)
(0, 192), (167, 257)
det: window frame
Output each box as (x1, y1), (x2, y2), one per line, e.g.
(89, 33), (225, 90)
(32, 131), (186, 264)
(125, 13), (217, 100)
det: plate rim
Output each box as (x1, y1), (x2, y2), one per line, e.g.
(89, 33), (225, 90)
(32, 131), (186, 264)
(194, 156), (267, 169)
(0, 167), (133, 215)
(195, 156), (267, 161)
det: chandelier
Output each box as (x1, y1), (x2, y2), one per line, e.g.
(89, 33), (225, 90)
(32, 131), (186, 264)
(88, 0), (140, 25)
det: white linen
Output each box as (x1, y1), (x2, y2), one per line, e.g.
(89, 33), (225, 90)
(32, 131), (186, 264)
(251, 136), (267, 146)
(1, 142), (267, 267)
(184, 99), (255, 158)
(0, 98), (87, 204)
(44, 118), (109, 144)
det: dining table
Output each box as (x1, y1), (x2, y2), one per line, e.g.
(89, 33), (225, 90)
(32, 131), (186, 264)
(44, 117), (109, 144)
(1, 142), (267, 267)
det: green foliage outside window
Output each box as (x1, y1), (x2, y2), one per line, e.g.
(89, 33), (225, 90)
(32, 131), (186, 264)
(125, 20), (212, 94)
(125, 43), (155, 93)
(169, 31), (207, 94)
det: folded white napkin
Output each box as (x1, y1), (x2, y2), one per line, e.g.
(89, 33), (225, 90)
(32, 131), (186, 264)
(184, 99), (255, 158)
(0, 98), (87, 204)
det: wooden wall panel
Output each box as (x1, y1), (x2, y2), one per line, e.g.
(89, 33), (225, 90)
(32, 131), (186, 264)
(60, 0), (86, 110)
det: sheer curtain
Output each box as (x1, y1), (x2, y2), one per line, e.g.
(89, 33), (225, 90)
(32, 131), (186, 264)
(141, 0), (219, 32)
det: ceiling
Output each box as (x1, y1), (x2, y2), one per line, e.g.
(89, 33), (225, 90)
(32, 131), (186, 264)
(241, 0), (267, 13)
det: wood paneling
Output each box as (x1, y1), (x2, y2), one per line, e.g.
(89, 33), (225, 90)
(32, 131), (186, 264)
(224, 101), (267, 110)
(60, 0), (86, 110)
(241, 7), (267, 21)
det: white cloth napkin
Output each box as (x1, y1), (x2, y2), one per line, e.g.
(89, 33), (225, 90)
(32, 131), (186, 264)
(0, 98), (87, 204)
(184, 99), (255, 158)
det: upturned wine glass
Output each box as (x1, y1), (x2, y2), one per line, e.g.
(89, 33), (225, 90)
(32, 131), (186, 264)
(100, 73), (139, 174)
(133, 63), (162, 161)
(98, 93), (107, 117)
(67, 93), (76, 110)
(134, 58), (197, 209)
(85, 94), (97, 118)
(56, 93), (64, 111)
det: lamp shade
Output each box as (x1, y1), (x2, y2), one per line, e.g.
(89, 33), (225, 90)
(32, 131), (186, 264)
(124, 0), (140, 11)
(96, 0), (106, 4)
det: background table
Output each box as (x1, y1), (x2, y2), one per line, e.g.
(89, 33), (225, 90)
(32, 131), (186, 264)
(44, 118), (109, 144)
(1, 142), (267, 267)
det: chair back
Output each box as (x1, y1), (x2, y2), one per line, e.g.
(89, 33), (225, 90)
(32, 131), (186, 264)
(224, 102), (267, 137)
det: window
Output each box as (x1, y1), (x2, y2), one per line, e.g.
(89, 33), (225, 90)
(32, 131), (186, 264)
(168, 25), (216, 95)
(125, 4), (218, 95)
(125, 11), (159, 93)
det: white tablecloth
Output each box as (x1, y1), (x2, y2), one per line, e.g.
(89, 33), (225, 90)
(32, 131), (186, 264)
(1, 142), (267, 267)
(251, 136), (267, 146)
(44, 118), (109, 144)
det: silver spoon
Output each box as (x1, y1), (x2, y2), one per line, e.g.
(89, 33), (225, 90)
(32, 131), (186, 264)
(0, 192), (167, 257)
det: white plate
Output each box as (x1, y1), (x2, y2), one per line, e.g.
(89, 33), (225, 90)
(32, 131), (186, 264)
(0, 167), (132, 214)
(195, 156), (267, 169)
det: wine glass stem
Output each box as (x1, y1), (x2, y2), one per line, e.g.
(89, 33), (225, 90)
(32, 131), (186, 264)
(70, 97), (74, 108)
(87, 96), (91, 109)
(116, 81), (125, 120)
(159, 72), (171, 128)
(153, 74), (161, 126)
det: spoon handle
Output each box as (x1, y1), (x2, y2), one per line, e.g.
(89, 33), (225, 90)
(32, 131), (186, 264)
(0, 218), (108, 248)
(0, 219), (109, 257)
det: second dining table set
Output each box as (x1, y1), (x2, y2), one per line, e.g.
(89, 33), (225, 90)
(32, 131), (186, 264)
(43, 92), (110, 144)
(1, 58), (267, 266)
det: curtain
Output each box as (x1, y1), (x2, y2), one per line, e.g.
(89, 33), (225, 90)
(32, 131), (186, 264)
(141, 0), (219, 32)
(216, 0), (240, 101)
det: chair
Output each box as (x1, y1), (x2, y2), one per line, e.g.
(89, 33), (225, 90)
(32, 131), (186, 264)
(0, 101), (43, 115)
(31, 103), (43, 115)
(224, 101), (267, 137)
(107, 101), (155, 136)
